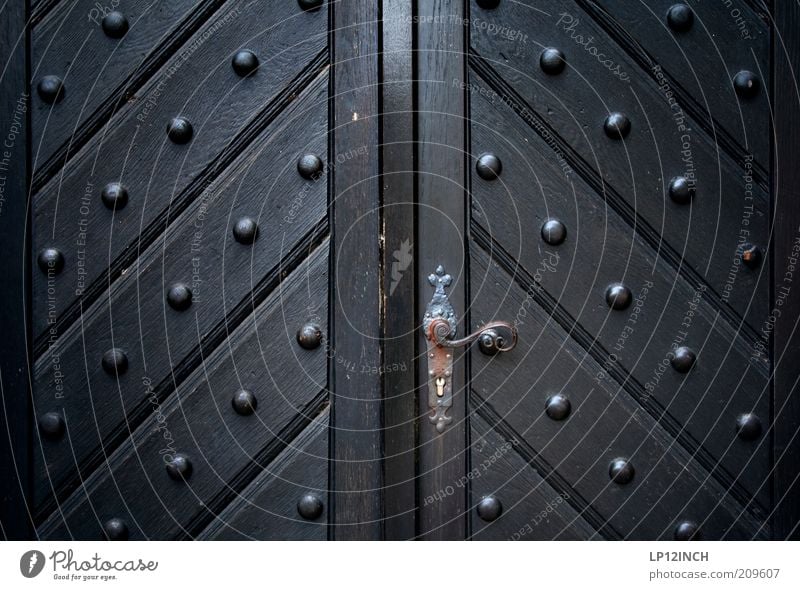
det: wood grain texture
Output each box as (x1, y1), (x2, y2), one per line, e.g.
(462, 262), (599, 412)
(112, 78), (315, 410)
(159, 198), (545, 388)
(37, 241), (330, 539)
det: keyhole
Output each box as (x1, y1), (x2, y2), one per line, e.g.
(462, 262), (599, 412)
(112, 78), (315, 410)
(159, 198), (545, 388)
(435, 376), (446, 397)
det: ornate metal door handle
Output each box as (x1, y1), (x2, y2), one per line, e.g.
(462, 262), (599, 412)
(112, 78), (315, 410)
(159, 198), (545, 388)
(423, 266), (517, 433)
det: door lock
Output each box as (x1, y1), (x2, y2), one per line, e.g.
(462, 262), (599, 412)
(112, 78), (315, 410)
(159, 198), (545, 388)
(423, 265), (517, 433)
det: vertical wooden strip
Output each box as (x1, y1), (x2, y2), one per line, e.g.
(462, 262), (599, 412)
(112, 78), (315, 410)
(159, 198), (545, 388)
(417, 0), (468, 540)
(0, 0), (33, 539)
(381, 0), (417, 539)
(331, 0), (383, 539)
(773, 2), (800, 540)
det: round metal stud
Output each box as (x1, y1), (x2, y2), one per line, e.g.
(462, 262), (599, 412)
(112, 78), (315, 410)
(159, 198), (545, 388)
(604, 112), (631, 139)
(166, 117), (193, 144)
(231, 389), (257, 416)
(298, 0), (324, 11)
(37, 75), (65, 104)
(297, 323), (322, 349)
(733, 70), (759, 99)
(476, 0), (501, 8)
(38, 412), (65, 440)
(670, 346), (696, 373)
(165, 454), (192, 481)
(609, 457), (635, 484)
(539, 48), (566, 75)
(674, 520), (701, 540)
(478, 329), (506, 356)
(103, 518), (129, 541)
(101, 11), (129, 38)
(231, 50), (259, 77)
(666, 4), (694, 33)
(297, 154), (323, 180)
(37, 247), (65, 274)
(297, 494), (324, 519)
(605, 283), (632, 311)
(101, 182), (129, 211)
(736, 413), (762, 441)
(233, 217), (259, 245)
(476, 496), (503, 522)
(476, 153), (502, 180)
(167, 283), (193, 311)
(102, 348), (129, 376)
(545, 393), (571, 421)
(741, 244), (761, 269)
(541, 219), (567, 246)
(669, 176), (694, 205)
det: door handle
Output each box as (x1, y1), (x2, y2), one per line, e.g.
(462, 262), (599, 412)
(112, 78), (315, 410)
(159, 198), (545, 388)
(423, 266), (517, 433)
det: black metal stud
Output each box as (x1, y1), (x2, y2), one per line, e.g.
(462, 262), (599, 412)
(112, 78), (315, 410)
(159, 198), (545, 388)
(669, 176), (694, 205)
(604, 112), (631, 139)
(476, 153), (502, 180)
(233, 217), (259, 245)
(297, 494), (324, 519)
(165, 454), (192, 481)
(166, 117), (193, 144)
(101, 182), (129, 211)
(231, 50), (259, 77)
(37, 75), (65, 104)
(476, 496), (503, 522)
(476, 0), (500, 8)
(670, 346), (696, 373)
(38, 412), (65, 440)
(605, 283), (632, 311)
(297, 323), (322, 349)
(540, 48), (566, 75)
(103, 518), (129, 541)
(231, 389), (257, 416)
(101, 11), (129, 38)
(545, 393), (571, 421)
(733, 70), (759, 99)
(666, 4), (694, 32)
(298, 0), (324, 11)
(736, 413), (762, 441)
(741, 244), (761, 269)
(102, 348), (129, 376)
(37, 248), (65, 274)
(674, 520), (701, 540)
(478, 329), (506, 356)
(167, 283), (193, 311)
(297, 154), (323, 180)
(609, 457), (635, 484)
(541, 219), (567, 246)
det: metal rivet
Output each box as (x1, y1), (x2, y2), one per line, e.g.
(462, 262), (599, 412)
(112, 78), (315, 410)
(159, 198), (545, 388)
(102, 348), (128, 376)
(541, 219), (567, 246)
(609, 457), (635, 484)
(478, 329), (505, 355)
(101, 11), (129, 38)
(38, 412), (65, 440)
(741, 244), (761, 269)
(545, 393), (571, 421)
(540, 47), (566, 75)
(733, 70), (759, 99)
(297, 493), (324, 519)
(736, 413), (762, 441)
(476, 153), (502, 180)
(103, 518), (129, 541)
(605, 283), (632, 311)
(101, 182), (129, 211)
(231, 389), (257, 416)
(167, 283), (193, 311)
(37, 248), (65, 274)
(298, 0), (324, 11)
(604, 112), (631, 139)
(166, 117), (193, 144)
(670, 346), (696, 373)
(297, 323), (322, 349)
(476, 0), (500, 8)
(231, 50), (259, 77)
(669, 176), (694, 205)
(666, 4), (693, 32)
(297, 154), (323, 180)
(476, 496), (503, 522)
(165, 453), (192, 481)
(233, 217), (259, 244)
(674, 520), (701, 541)
(37, 75), (65, 104)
